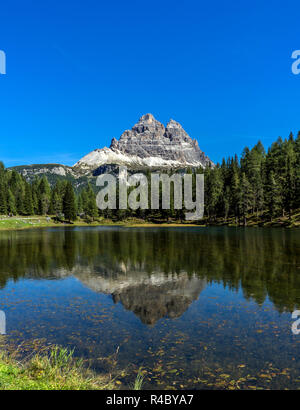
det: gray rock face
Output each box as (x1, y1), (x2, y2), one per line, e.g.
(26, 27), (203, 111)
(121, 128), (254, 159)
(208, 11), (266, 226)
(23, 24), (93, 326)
(73, 113), (214, 173)
(10, 164), (77, 182)
(109, 113), (212, 168)
(11, 114), (214, 183)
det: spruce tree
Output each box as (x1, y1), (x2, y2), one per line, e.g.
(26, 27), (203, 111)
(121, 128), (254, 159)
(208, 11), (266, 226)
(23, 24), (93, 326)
(265, 171), (281, 221)
(283, 140), (296, 218)
(239, 173), (252, 226)
(84, 183), (98, 220)
(230, 162), (240, 224)
(38, 176), (51, 215)
(63, 182), (77, 222)
(24, 183), (34, 215)
(0, 183), (7, 215)
(7, 189), (16, 215)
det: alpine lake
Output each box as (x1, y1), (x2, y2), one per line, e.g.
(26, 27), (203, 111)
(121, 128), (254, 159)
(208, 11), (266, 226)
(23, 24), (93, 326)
(0, 226), (300, 389)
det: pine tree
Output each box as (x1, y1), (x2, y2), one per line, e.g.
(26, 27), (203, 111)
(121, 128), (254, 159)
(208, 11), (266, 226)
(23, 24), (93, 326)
(0, 182), (7, 215)
(63, 182), (77, 222)
(206, 167), (223, 220)
(7, 189), (17, 215)
(85, 183), (98, 220)
(49, 181), (66, 216)
(24, 183), (34, 215)
(295, 131), (300, 209)
(38, 176), (51, 215)
(239, 173), (252, 226)
(230, 162), (240, 223)
(265, 171), (281, 221)
(77, 194), (83, 215)
(283, 140), (296, 218)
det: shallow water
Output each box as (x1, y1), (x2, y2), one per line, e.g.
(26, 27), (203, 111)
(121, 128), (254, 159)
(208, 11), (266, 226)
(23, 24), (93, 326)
(0, 226), (300, 389)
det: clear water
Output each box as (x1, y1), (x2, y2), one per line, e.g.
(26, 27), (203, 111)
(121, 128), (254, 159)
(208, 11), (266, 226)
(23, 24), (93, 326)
(0, 226), (300, 389)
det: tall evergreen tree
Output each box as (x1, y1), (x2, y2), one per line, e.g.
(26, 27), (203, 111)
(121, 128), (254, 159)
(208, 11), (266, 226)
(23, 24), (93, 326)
(85, 183), (98, 220)
(38, 176), (51, 215)
(239, 173), (252, 226)
(265, 171), (281, 221)
(63, 182), (77, 222)
(0, 182), (7, 215)
(24, 183), (34, 215)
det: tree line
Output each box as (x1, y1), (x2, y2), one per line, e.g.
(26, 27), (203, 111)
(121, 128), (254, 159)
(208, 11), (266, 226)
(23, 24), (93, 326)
(0, 163), (97, 222)
(0, 131), (299, 223)
(103, 131), (300, 224)
(204, 131), (300, 224)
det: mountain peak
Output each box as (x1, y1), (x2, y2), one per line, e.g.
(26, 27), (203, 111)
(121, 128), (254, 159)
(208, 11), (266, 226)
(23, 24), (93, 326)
(139, 113), (156, 123)
(166, 119), (183, 129)
(75, 114), (214, 171)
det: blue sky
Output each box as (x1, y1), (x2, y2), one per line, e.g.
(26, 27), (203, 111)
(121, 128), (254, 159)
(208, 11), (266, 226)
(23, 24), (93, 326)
(0, 0), (300, 166)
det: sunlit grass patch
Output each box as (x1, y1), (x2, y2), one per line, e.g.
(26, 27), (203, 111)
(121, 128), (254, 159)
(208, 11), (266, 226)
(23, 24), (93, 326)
(0, 346), (117, 390)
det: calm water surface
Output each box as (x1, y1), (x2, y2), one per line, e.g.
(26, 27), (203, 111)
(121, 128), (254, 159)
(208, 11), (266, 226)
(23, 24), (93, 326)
(0, 226), (300, 389)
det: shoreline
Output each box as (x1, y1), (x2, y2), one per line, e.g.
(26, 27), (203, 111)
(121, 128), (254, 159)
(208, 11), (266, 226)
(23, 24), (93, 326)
(0, 215), (299, 231)
(0, 216), (202, 231)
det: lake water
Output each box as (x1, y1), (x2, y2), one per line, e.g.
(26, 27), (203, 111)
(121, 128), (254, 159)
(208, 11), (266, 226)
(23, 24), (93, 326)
(0, 226), (300, 389)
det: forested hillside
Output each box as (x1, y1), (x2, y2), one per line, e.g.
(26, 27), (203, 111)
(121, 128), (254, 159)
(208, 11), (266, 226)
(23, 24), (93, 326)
(204, 132), (300, 225)
(0, 131), (299, 225)
(0, 164), (97, 222)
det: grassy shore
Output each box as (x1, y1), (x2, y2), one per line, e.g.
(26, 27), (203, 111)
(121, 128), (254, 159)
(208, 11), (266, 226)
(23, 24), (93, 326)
(0, 216), (128, 231)
(0, 346), (118, 390)
(0, 210), (300, 231)
(204, 209), (300, 228)
(0, 215), (201, 231)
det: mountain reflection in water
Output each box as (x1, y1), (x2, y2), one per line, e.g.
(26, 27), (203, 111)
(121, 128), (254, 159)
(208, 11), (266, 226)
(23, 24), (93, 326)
(0, 226), (300, 320)
(1, 226), (300, 389)
(76, 268), (206, 325)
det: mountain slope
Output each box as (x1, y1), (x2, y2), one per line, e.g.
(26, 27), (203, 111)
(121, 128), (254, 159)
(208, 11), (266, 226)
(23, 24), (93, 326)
(74, 113), (213, 173)
(10, 114), (214, 186)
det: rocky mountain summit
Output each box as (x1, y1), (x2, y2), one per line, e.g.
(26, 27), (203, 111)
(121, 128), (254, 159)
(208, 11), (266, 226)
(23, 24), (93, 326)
(74, 114), (213, 173)
(11, 114), (213, 186)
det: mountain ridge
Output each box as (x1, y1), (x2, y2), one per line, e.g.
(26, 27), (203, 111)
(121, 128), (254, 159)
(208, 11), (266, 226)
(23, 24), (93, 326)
(9, 114), (214, 187)
(74, 113), (213, 173)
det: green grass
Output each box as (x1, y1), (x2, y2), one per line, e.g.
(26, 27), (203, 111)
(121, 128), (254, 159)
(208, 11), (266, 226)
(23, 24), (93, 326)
(0, 217), (53, 230)
(1, 210), (300, 232)
(132, 367), (145, 390)
(0, 216), (111, 231)
(0, 346), (117, 390)
(0, 215), (198, 231)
